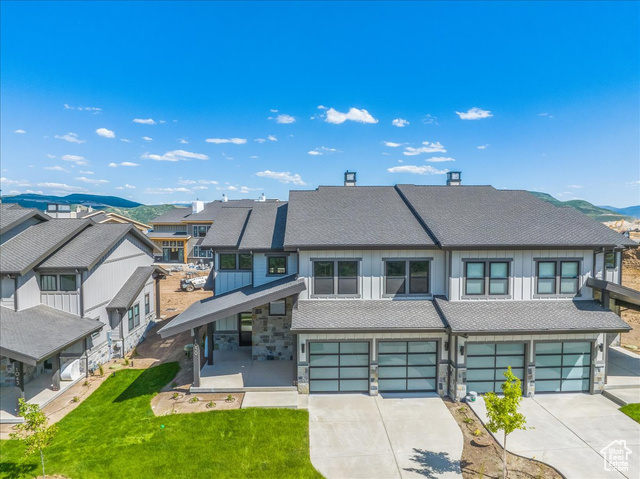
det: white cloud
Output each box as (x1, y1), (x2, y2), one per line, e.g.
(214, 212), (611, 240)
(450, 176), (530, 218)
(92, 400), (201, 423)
(96, 128), (115, 138)
(256, 170), (306, 185)
(64, 104), (101, 113)
(116, 184), (136, 190)
(120, 138), (131, 143)
(36, 182), (86, 191)
(308, 151), (322, 156)
(46, 154), (56, 159)
(133, 118), (156, 125)
(205, 137), (247, 144)
(55, 132), (84, 144)
(109, 161), (139, 167)
(250, 155), (259, 159)
(270, 109), (279, 113)
(179, 139), (188, 144)
(1, 177), (32, 186)
(216, 185), (258, 194)
(538, 112), (554, 118)
(403, 141), (446, 156)
(44, 166), (70, 172)
(274, 114), (296, 124)
(193, 186), (208, 190)
(455, 107), (493, 120)
(254, 138), (266, 143)
(391, 118), (409, 127)
(178, 179), (197, 185)
(159, 120), (166, 124)
(141, 149), (209, 162)
(144, 187), (192, 194)
(383, 141), (402, 147)
(477, 144), (489, 149)
(61, 154), (87, 165)
(422, 114), (439, 125)
(268, 135), (277, 142)
(426, 157), (455, 163)
(308, 146), (339, 156)
(108, 163), (118, 168)
(317, 105), (327, 110)
(79, 170), (94, 175)
(142, 136), (153, 142)
(387, 165), (449, 175)
(325, 107), (378, 124)
(76, 176), (109, 184)
(198, 180), (218, 185)
(14, 129), (26, 134)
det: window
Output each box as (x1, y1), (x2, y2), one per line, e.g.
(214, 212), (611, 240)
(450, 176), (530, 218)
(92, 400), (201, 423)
(40, 275), (57, 291)
(269, 300), (286, 316)
(239, 254), (252, 270)
(605, 252), (616, 269)
(464, 261), (510, 296)
(59, 274), (77, 292)
(128, 308), (134, 330)
(385, 260), (430, 295)
(193, 225), (210, 237)
(536, 260), (580, 296)
(314, 261), (334, 295)
(134, 304), (140, 327)
(219, 254), (237, 270)
(313, 260), (359, 296)
(268, 256), (287, 275)
(145, 293), (150, 315)
(193, 246), (213, 258)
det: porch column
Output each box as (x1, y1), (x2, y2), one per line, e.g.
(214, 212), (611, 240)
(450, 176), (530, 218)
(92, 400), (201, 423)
(193, 326), (201, 388)
(84, 338), (89, 378)
(15, 361), (25, 402)
(155, 277), (162, 320)
(207, 322), (214, 365)
(51, 354), (61, 391)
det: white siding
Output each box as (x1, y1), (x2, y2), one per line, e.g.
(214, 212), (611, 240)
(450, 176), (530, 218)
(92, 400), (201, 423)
(253, 253), (299, 287)
(215, 315), (238, 331)
(41, 292), (81, 315)
(16, 271), (40, 310)
(298, 249), (445, 300)
(449, 249), (595, 301)
(0, 277), (15, 309)
(215, 271), (252, 295)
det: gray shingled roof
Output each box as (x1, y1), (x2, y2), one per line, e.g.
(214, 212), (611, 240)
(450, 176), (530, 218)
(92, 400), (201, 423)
(397, 185), (636, 248)
(146, 231), (191, 239)
(0, 305), (104, 365)
(291, 299), (446, 332)
(158, 275), (306, 338)
(0, 203), (47, 235)
(38, 224), (157, 271)
(284, 187), (436, 248)
(434, 297), (630, 333)
(188, 199), (274, 222)
(200, 207), (252, 249)
(0, 219), (91, 275)
(200, 202), (289, 251)
(150, 206), (191, 223)
(107, 265), (166, 311)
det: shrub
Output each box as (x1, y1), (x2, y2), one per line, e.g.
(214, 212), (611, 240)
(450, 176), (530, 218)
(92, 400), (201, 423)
(98, 363), (104, 377)
(225, 394), (234, 403)
(206, 401), (216, 409)
(189, 396), (199, 404)
(71, 396), (80, 403)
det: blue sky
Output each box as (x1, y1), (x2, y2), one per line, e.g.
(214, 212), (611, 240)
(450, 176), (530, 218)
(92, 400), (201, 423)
(1, 1), (639, 206)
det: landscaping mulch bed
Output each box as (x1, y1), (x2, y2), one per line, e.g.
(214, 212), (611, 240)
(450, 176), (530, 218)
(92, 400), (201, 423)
(444, 399), (562, 479)
(151, 391), (244, 416)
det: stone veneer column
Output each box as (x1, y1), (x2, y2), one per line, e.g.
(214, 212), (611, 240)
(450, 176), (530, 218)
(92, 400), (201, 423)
(297, 364), (309, 394)
(251, 296), (294, 361)
(369, 364), (379, 396)
(437, 363), (449, 397)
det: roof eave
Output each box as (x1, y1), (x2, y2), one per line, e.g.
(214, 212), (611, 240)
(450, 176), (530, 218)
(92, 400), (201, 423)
(290, 327), (448, 334)
(449, 327), (631, 335)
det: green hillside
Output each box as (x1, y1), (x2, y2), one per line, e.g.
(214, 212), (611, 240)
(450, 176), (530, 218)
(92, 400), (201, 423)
(530, 192), (628, 222)
(105, 204), (177, 225)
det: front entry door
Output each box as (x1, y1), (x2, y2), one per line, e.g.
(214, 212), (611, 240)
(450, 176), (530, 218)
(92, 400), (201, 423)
(239, 312), (252, 346)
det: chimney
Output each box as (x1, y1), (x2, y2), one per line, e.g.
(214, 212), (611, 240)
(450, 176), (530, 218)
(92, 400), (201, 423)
(344, 171), (357, 187)
(221, 194), (228, 203)
(87, 205), (93, 213)
(192, 200), (205, 213)
(446, 171), (461, 186)
(257, 193), (266, 202)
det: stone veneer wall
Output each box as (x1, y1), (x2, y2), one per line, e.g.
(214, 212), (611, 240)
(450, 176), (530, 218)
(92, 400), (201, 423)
(251, 296), (294, 361)
(213, 333), (239, 351)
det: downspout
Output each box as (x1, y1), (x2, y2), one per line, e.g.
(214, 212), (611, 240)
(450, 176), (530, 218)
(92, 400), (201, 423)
(119, 310), (125, 357)
(79, 270), (85, 317)
(13, 276), (18, 312)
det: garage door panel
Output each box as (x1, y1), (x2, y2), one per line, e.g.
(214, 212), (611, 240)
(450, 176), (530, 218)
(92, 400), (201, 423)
(535, 342), (591, 393)
(340, 367), (368, 379)
(309, 342), (370, 393)
(378, 341), (437, 393)
(379, 366), (407, 378)
(408, 378), (436, 390)
(310, 368), (339, 379)
(379, 342), (406, 354)
(378, 354), (405, 366)
(467, 342), (526, 394)
(379, 379), (406, 391)
(310, 380), (339, 392)
(496, 356), (525, 368)
(310, 342), (339, 354)
(467, 369), (494, 381)
(408, 366), (436, 377)
(340, 379), (369, 391)
(340, 355), (369, 367)
(309, 355), (339, 367)
(562, 354), (589, 367)
(408, 354), (435, 365)
(466, 381), (495, 394)
(408, 342), (437, 353)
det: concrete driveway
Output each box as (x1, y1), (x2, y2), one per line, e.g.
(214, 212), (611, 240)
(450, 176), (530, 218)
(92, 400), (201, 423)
(308, 394), (463, 479)
(469, 394), (640, 479)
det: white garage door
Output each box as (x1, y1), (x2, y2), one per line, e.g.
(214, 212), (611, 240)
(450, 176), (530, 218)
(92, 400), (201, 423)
(535, 342), (591, 393)
(309, 342), (370, 393)
(466, 343), (526, 394)
(378, 341), (438, 392)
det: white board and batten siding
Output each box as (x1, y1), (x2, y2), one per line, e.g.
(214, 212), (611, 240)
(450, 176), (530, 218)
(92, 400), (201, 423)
(253, 253), (298, 287)
(448, 249), (595, 302)
(0, 276), (15, 309)
(41, 273), (81, 316)
(297, 249), (446, 300)
(15, 271), (40, 311)
(215, 271), (252, 295)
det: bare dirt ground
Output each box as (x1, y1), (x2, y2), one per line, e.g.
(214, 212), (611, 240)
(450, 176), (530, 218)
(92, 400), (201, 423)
(621, 248), (640, 351)
(151, 392), (243, 416)
(445, 400), (561, 479)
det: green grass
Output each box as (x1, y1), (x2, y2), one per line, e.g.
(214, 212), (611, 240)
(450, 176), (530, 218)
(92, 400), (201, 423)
(0, 363), (321, 479)
(620, 403), (640, 424)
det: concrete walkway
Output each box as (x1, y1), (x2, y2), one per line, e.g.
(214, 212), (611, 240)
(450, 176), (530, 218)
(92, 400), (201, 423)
(308, 394), (463, 479)
(607, 346), (640, 389)
(469, 394), (640, 479)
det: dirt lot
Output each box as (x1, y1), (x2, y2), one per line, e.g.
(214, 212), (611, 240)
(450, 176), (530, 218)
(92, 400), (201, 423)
(159, 269), (211, 317)
(621, 248), (640, 350)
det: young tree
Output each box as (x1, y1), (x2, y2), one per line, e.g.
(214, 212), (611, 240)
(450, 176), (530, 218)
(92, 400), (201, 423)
(484, 366), (527, 479)
(10, 398), (59, 479)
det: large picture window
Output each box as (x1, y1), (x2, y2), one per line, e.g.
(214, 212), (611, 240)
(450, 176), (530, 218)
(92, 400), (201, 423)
(59, 274), (77, 292)
(313, 260), (359, 295)
(385, 260), (429, 296)
(536, 260), (580, 296)
(219, 254), (237, 270)
(464, 260), (510, 297)
(268, 256), (287, 275)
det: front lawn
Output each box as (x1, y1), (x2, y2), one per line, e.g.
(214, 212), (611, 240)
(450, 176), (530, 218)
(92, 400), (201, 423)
(0, 363), (322, 479)
(620, 403), (640, 424)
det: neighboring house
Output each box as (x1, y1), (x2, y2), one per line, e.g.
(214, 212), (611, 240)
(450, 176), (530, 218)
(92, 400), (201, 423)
(0, 203), (165, 417)
(147, 195), (279, 264)
(47, 204), (151, 233)
(158, 173), (638, 400)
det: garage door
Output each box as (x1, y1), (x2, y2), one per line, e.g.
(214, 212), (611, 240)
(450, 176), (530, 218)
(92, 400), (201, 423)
(378, 341), (437, 392)
(309, 342), (369, 393)
(535, 342), (591, 393)
(466, 343), (525, 394)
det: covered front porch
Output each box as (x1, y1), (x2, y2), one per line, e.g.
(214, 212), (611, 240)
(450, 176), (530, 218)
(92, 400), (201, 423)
(192, 346), (296, 393)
